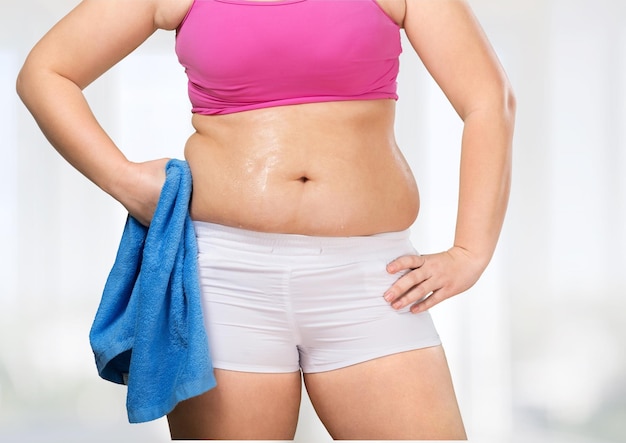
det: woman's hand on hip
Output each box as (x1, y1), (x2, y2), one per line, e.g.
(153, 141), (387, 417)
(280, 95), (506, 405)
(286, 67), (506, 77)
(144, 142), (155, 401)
(112, 158), (170, 226)
(383, 247), (486, 313)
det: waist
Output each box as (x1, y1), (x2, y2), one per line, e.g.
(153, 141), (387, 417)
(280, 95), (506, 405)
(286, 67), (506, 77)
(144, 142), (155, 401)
(194, 220), (414, 260)
(184, 100), (419, 236)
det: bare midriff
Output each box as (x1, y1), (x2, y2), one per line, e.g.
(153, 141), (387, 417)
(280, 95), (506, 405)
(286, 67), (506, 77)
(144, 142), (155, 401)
(184, 99), (419, 236)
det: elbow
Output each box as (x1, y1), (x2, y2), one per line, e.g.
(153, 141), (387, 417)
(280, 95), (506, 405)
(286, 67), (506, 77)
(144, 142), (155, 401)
(15, 60), (36, 106)
(487, 79), (516, 126)
(480, 81), (517, 131)
(16, 53), (49, 107)
(459, 79), (516, 127)
(503, 82), (516, 126)
(15, 67), (28, 103)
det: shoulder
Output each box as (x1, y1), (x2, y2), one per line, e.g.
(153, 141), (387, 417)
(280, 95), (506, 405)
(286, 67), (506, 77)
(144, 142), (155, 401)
(154, 0), (195, 30)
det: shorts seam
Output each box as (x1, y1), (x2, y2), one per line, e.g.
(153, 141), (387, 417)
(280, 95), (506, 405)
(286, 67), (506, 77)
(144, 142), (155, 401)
(301, 338), (442, 374)
(212, 361), (301, 374)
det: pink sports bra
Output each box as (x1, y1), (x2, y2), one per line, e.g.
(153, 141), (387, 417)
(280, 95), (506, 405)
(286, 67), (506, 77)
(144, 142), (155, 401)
(175, 0), (402, 115)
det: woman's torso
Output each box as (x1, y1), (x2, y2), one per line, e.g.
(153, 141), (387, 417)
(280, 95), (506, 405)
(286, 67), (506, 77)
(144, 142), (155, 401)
(178, 0), (417, 236)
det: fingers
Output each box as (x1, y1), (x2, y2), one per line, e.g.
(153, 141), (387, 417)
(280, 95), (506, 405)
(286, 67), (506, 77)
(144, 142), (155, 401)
(383, 263), (434, 311)
(383, 248), (484, 313)
(409, 290), (444, 314)
(386, 254), (426, 274)
(383, 253), (449, 313)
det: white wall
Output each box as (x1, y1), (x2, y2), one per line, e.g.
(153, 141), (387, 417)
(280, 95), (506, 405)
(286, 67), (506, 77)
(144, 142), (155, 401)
(1, 1), (625, 442)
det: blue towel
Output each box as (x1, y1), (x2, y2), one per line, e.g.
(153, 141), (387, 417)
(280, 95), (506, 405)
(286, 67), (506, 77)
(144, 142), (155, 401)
(89, 159), (216, 423)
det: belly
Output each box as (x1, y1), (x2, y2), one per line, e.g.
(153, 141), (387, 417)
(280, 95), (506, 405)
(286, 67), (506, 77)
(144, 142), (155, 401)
(184, 100), (419, 236)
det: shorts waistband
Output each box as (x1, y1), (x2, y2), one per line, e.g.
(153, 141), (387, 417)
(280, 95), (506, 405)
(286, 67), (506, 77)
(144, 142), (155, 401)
(193, 221), (413, 257)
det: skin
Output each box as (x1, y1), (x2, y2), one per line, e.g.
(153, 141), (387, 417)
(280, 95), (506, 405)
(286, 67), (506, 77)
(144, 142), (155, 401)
(17, 0), (515, 440)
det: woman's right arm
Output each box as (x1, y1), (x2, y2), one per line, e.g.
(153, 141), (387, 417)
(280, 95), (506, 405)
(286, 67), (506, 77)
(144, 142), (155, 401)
(16, 0), (190, 225)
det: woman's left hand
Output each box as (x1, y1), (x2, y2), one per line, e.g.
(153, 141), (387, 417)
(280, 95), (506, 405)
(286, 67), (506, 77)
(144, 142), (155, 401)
(383, 246), (487, 313)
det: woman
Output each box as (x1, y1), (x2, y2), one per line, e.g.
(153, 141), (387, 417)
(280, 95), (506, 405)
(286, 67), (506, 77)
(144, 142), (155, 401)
(17, 0), (514, 440)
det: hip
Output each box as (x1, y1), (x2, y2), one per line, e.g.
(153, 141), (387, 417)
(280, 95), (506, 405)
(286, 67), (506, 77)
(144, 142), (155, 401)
(193, 220), (440, 373)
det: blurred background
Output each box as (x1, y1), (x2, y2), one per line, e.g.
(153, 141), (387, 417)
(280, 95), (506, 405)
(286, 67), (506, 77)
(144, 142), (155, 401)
(1, 0), (625, 442)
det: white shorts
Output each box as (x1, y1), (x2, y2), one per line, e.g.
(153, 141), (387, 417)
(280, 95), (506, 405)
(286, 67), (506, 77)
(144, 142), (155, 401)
(194, 221), (441, 374)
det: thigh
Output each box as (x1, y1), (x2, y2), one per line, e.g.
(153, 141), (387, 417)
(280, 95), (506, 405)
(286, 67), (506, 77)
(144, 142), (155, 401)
(303, 346), (467, 440)
(167, 369), (302, 440)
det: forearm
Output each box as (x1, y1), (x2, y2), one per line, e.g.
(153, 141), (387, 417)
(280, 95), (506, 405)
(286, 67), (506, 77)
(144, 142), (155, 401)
(453, 94), (515, 268)
(17, 67), (130, 198)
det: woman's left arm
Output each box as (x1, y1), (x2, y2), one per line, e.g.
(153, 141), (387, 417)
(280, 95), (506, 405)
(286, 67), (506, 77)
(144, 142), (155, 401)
(384, 0), (516, 313)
